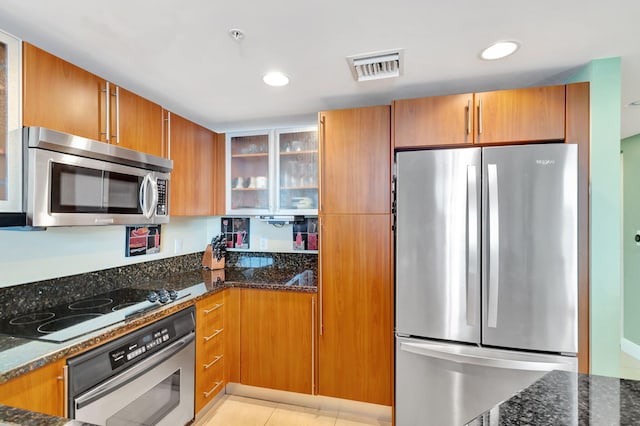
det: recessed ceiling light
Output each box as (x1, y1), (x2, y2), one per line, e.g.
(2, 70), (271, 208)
(481, 41), (519, 60)
(263, 72), (289, 87)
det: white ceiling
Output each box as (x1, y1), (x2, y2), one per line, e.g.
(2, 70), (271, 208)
(0, 0), (639, 138)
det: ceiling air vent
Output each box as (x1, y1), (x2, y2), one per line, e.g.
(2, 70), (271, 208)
(347, 49), (403, 82)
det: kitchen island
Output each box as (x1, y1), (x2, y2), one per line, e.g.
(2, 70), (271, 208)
(466, 369), (640, 425)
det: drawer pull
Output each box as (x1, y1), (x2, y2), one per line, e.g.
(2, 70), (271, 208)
(203, 303), (223, 314)
(204, 355), (224, 369)
(204, 381), (223, 398)
(204, 328), (224, 342)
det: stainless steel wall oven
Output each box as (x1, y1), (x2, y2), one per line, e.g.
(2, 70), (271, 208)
(67, 307), (195, 426)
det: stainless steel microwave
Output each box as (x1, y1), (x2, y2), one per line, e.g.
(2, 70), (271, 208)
(17, 127), (172, 228)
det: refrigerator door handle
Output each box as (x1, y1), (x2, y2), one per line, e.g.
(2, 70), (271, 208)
(399, 342), (570, 372)
(487, 163), (500, 328)
(466, 165), (479, 326)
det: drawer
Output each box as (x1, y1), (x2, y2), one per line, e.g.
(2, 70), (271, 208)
(197, 294), (224, 332)
(197, 356), (224, 407)
(201, 330), (224, 362)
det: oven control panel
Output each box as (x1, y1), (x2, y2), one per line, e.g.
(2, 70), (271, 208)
(108, 324), (175, 370)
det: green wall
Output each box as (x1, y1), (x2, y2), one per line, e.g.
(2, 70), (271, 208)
(567, 57), (622, 377)
(622, 134), (640, 345)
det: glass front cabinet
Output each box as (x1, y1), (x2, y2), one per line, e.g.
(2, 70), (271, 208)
(226, 126), (318, 215)
(0, 30), (22, 213)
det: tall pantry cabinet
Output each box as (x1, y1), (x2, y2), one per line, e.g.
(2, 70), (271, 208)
(317, 106), (393, 406)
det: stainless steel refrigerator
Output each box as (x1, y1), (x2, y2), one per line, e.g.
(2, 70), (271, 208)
(395, 144), (579, 425)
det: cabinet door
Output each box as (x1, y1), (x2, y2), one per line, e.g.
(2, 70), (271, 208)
(277, 127), (318, 213)
(394, 93), (474, 148)
(169, 113), (217, 216)
(474, 85), (566, 144)
(240, 290), (314, 394)
(0, 30), (21, 212)
(23, 42), (105, 141)
(213, 132), (227, 216)
(319, 106), (391, 214)
(227, 132), (271, 213)
(318, 214), (392, 405)
(114, 87), (165, 157)
(0, 358), (66, 417)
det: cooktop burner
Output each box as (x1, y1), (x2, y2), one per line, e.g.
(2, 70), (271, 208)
(0, 288), (154, 342)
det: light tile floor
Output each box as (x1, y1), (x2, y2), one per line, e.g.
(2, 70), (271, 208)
(194, 395), (392, 426)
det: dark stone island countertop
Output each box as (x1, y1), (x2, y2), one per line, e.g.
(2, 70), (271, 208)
(0, 260), (316, 426)
(466, 369), (640, 425)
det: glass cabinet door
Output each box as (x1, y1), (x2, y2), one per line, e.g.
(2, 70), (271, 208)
(0, 30), (21, 212)
(277, 128), (318, 213)
(228, 132), (270, 212)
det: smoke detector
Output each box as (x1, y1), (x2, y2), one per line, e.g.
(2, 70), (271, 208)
(346, 49), (404, 82)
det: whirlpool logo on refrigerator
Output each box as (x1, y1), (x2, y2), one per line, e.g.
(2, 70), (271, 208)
(536, 159), (556, 166)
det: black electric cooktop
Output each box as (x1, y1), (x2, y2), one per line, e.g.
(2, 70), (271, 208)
(0, 288), (155, 343)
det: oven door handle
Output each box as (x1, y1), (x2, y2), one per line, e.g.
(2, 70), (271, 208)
(74, 333), (195, 410)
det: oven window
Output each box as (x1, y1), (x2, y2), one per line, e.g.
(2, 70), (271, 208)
(51, 163), (143, 214)
(106, 369), (181, 426)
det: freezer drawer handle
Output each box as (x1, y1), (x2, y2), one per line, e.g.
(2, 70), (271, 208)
(466, 165), (479, 326)
(400, 342), (571, 372)
(487, 163), (500, 328)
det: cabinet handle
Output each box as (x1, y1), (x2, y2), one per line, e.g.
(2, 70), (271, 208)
(311, 296), (316, 394)
(112, 85), (120, 143)
(478, 98), (483, 135)
(466, 99), (471, 135)
(204, 303), (224, 314)
(319, 115), (326, 212)
(204, 354), (224, 369)
(319, 218), (324, 336)
(204, 381), (223, 398)
(204, 328), (224, 342)
(101, 82), (110, 142)
(167, 111), (172, 159)
(63, 365), (69, 418)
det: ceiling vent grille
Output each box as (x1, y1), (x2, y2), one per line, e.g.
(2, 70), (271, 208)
(347, 50), (403, 82)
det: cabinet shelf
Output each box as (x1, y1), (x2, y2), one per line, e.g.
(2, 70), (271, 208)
(281, 186), (318, 190)
(231, 153), (269, 158)
(280, 150), (317, 156)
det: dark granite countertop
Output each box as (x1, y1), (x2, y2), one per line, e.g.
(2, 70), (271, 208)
(466, 369), (640, 425)
(0, 265), (315, 425)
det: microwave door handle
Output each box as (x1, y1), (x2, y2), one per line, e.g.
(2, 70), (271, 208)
(146, 177), (159, 219)
(139, 174), (150, 216)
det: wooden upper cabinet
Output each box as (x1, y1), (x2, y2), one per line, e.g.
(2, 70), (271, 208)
(319, 106), (391, 215)
(0, 358), (66, 417)
(23, 42), (105, 141)
(240, 289), (314, 395)
(213, 132), (227, 216)
(393, 85), (566, 148)
(394, 93), (474, 148)
(475, 85), (566, 144)
(169, 113), (219, 216)
(23, 42), (166, 157)
(112, 87), (165, 157)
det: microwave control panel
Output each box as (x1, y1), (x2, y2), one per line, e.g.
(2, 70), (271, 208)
(156, 179), (167, 216)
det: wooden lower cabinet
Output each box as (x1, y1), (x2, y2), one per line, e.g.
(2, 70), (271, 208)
(195, 291), (226, 413)
(240, 289), (315, 394)
(0, 358), (66, 417)
(318, 214), (393, 406)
